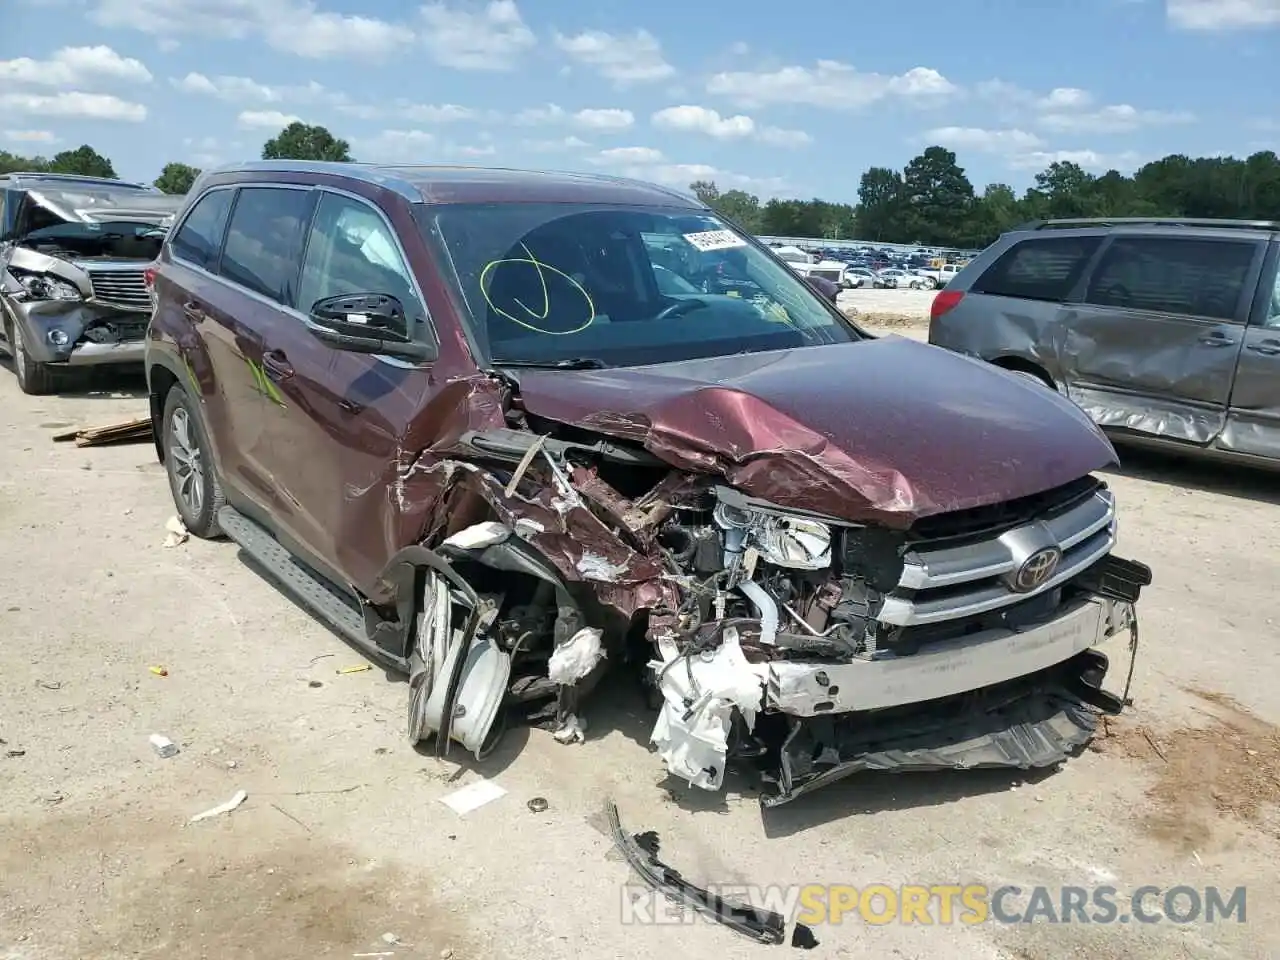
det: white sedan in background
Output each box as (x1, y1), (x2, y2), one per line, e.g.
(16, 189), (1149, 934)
(875, 268), (930, 290)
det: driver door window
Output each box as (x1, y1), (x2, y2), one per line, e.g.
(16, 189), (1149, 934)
(298, 193), (424, 323)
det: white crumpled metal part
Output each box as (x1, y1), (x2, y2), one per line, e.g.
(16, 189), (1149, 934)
(548, 627), (605, 685)
(648, 627), (766, 791)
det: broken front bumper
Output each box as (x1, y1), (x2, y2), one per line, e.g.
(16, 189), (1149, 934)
(651, 595), (1139, 807)
(7, 297), (149, 367)
(762, 597), (1137, 806)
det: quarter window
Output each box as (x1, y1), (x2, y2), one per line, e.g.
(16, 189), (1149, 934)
(973, 236), (1102, 302)
(168, 188), (234, 271)
(1084, 237), (1256, 321)
(297, 193), (423, 320)
(220, 187), (314, 305)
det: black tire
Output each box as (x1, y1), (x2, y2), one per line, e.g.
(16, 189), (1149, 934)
(5, 315), (61, 395)
(161, 384), (226, 538)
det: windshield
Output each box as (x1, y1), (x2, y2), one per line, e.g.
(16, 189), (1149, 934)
(424, 202), (856, 367)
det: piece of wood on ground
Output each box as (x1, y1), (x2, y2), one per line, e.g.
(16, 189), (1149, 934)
(52, 417), (152, 447)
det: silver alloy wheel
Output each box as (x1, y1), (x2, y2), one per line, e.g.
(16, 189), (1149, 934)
(168, 406), (205, 518)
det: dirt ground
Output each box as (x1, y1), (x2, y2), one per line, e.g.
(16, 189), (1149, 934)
(3, 343), (1279, 959)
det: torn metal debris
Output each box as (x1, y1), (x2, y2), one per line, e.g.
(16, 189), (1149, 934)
(606, 800), (787, 945)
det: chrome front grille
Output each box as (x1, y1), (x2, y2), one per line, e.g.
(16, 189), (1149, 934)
(85, 267), (150, 308)
(878, 487), (1118, 627)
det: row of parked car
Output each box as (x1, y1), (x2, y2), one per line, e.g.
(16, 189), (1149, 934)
(0, 161), (1155, 806)
(768, 243), (970, 291)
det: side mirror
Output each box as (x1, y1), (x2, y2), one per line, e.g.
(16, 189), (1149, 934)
(310, 293), (409, 340)
(307, 293), (434, 361)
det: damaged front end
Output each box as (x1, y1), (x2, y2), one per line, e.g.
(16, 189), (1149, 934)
(400, 422), (1150, 808)
(1, 189), (179, 369)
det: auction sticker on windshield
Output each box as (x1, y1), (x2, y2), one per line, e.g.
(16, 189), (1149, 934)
(683, 229), (747, 252)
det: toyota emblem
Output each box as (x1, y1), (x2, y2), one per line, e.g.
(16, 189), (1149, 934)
(1012, 546), (1062, 593)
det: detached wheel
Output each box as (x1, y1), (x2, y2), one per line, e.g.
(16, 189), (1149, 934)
(5, 317), (60, 395)
(161, 384), (226, 538)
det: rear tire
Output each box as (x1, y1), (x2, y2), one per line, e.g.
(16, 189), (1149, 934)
(161, 384), (226, 538)
(5, 316), (60, 395)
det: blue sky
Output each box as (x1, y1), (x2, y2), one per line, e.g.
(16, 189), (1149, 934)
(3, 0), (1278, 202)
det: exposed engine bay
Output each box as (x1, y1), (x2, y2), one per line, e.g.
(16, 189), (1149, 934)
(398, 422), (1151, 807)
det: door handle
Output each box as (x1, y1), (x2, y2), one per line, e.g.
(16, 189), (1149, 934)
(1197, 331), (1235, 346)
(261, 350), (294, 380)
(338, 399), (364, 414)
(1247, 338), (1280, 356)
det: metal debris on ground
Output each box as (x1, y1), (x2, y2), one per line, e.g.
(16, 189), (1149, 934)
(162, 516), (189, 548)
(337, 664), (373, 675)
(526, 797), (549, 813)
(438, 778), (506, 815)
(51, 416), (152, 447)
(605, 800), (787, 946)
(149, 734), (179, 758)
(188, 789), (248, 823)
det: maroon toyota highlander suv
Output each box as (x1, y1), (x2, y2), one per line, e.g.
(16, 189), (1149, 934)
(145, 161), (1150, 806)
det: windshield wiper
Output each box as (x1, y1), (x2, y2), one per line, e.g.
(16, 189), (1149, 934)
(492, 357), (611, 370)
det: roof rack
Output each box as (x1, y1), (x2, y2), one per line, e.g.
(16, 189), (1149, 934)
(1018, 217), (1280, 232)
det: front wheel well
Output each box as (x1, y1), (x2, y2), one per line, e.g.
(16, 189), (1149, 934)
(992, 356), (1055, 389)
(148, 364), (180, 462)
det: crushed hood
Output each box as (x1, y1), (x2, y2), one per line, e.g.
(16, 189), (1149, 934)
(511, 336), (1118, 526)
(27, 188), (182, 226)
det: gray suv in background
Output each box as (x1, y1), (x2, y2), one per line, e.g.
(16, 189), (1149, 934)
(928, 218), (1280, 465)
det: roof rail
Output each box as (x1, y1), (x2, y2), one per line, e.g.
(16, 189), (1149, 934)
(1020, 217), (1280, 232)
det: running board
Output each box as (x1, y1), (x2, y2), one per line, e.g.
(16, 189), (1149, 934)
(217, 505), (378, 657)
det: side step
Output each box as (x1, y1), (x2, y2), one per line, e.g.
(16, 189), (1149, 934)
(218, 505), (371, 651)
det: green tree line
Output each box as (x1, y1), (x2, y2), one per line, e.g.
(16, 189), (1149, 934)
(7, 125), (1280, 249)
(697, 145), (1280, 248)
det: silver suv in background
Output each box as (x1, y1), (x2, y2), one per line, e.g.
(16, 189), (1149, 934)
(928, 217), (1280, 465)
(0, 172), (182, 394)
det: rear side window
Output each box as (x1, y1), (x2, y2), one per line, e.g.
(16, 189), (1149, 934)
(220, 187), (315, 305)
(1084, 237), (1256, 321)
(169, 188), (234, 270)
(973, 236), (1102, 302)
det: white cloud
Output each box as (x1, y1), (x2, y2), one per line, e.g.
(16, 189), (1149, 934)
(977, 78), (1195, 134)
(3, 129), (57, 143)
(1039, 104), (1195, 133)
(1168, 0), (1280, 30)
(0, 91), (146, 121)
(653, 105), (754, 138)
(399, 102), (486, 123)
(90, 0), (412, 59)
(237, 109), (302, 129)
(1036, 87), (1092, 110)
(514, 103), (566, 125)
(595, 146), (666, 164)
(173, 72), (277, 102)
(1008, 149), (1144, 172)
(356, 129), (498, 162)
(651, 104), (811, 147)
(757, 126), (812, 147)
(574, 108), (634, 131)
(521, 135), (591, 152)
(421, 0), (535, 70)
(553, 29), (676, 83)
(925, 126), (1045, 152)
(707, 60), (957, 110)
(0, 45), (152, 87)
(588, 144), (788, 193)
(729, 41), (750, 55)
(513, 103), (634, 131)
